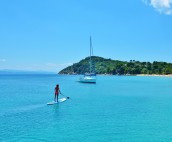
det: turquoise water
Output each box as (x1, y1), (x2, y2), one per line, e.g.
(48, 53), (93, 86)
(1, 74), (172, 142)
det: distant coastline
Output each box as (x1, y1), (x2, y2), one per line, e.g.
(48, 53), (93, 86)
(0, 69), (56, 75)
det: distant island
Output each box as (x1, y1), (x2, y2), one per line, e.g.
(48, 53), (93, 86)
(58, 56), (172, 75)
(0, 69), (55, 75)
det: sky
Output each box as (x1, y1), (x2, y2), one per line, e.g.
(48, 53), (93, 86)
(0, 0), (172, 72)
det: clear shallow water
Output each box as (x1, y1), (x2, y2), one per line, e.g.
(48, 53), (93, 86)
(1, 74), (172, 142)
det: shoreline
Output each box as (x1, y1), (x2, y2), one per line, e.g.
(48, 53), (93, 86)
(59, 73), (172, 77)
(136, 74), (172, 77)
(99, 74), (172, 77)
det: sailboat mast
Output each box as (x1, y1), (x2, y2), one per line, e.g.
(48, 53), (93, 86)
(90, 36), (92, 73)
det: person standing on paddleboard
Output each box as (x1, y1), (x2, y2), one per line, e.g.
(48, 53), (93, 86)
(54, 84), (61, 102)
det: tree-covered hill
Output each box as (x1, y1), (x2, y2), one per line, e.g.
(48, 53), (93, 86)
(58, 56), (172, 75)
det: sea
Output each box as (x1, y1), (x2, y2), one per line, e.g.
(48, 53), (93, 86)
(1, 74), (172, 142)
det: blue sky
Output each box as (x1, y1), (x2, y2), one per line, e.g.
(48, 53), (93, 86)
(0, 0), (172, 72)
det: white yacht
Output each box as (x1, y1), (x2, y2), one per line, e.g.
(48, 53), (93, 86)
(78, 37), (96, 83)
(79, 73), (96, 83)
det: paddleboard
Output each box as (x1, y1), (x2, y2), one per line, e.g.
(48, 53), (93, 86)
(47, 98), (67, 105)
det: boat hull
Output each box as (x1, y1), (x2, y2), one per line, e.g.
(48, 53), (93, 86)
(79, 77), (96, 83)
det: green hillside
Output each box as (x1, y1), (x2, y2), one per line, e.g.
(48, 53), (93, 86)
(58, 56), (172, 75)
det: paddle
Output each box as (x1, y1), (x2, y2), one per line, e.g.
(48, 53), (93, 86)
(60, 93), (70, 99)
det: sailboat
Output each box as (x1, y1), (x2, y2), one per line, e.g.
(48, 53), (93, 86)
(78, 36), (96, 83)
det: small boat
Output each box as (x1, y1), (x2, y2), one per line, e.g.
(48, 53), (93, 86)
(79, 36), (96, 83)
(79, 73), (96, 83)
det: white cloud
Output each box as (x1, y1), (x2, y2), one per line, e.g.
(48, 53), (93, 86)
(0, 59), (6, 62)
(143, 0), (172, 15)
(0, 62), (73, 72)
(28, 62), (73, 72)
(46, 62), (73, 67)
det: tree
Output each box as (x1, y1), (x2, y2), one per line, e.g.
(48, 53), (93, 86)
(59, 56), (172, 75)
